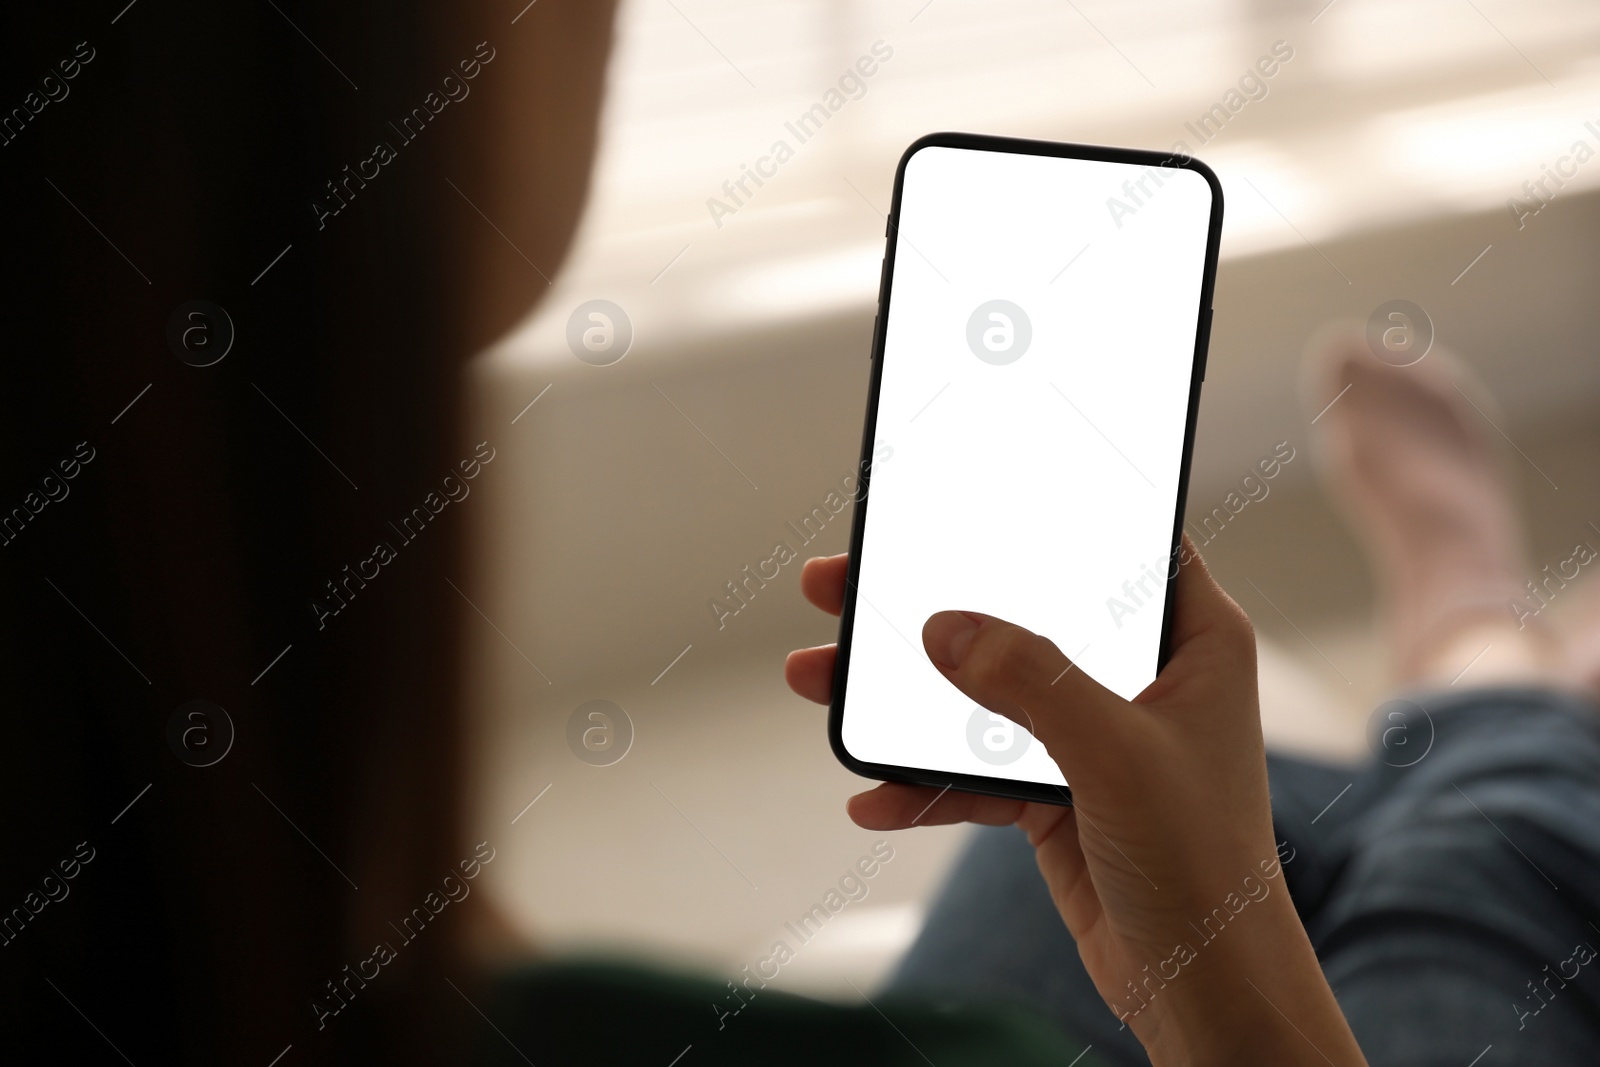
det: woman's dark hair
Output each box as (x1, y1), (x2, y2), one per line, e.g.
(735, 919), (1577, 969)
(0, 2), (613, 1061)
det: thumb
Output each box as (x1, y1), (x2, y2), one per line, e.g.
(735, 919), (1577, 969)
(922, 610), (1124, 773)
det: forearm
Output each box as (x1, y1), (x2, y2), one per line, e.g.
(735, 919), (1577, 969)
(1137, 898), (1368, 1067)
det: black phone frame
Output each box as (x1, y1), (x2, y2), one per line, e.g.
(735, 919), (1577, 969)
(827, 130), (1224, 808)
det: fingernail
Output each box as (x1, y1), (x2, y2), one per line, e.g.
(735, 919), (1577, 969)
(924, 611), (983, 669)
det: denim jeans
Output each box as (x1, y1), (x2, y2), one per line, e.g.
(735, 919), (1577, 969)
(886, 686), (1600, 1065)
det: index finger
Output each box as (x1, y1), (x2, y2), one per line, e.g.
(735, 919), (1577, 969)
(800, 554), (849, 616)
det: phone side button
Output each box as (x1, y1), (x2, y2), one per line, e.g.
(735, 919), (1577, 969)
(1196, 307), (1214, 382)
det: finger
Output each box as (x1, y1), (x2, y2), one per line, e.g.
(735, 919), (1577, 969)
(1162, 534), (1256, 665)
(921, 611), (1122, 764)
(1015, 805), (1101, 939)
(784, 644), (836, 705)
(800, 554), (849, 616)
(846, 781), (1026, 830)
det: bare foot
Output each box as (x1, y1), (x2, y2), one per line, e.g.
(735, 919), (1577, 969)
(1561, 578), (1600, 696)
(1305, 330), (1556, 686)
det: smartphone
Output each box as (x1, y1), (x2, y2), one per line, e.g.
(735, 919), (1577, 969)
(829, 132), (1223, 806)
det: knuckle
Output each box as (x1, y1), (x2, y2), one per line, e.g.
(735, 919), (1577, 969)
(967, 625), (1041, 691)
(1224, 602), (1258, 659)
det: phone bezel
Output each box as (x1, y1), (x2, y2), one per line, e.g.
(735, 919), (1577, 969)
(827, 130), (1224, 808)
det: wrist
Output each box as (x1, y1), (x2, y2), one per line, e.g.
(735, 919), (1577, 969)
(1132, 895), (1366, 1067)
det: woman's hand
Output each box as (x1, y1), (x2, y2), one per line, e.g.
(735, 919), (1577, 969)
(785, 539), (1367, 1067)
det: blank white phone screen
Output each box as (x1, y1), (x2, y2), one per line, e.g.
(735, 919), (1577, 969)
(840, 144), (1214, 787)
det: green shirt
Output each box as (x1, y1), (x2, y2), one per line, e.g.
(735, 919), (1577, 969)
(472, 957), (1101, 1066)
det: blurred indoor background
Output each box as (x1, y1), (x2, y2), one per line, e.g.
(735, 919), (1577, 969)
(460, 0), (1600, 999)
